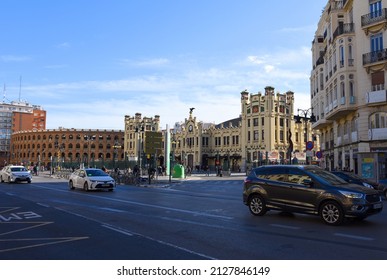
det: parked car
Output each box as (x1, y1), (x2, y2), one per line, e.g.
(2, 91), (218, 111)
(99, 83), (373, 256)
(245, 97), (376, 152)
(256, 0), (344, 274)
(243, 165), (383, 225)
(332, 171), (387, 199)
(68, 168), (115, 191)
(0, 165), (32, 183)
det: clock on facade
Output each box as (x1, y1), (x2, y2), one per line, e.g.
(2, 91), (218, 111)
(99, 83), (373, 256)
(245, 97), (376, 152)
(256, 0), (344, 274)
(188, 124), (193, 132)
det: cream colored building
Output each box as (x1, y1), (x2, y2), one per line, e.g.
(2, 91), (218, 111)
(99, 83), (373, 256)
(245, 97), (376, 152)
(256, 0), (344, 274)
(311, 0), (387, 181)
(124, 113), (161, 164)
(124, 87), (318, 173)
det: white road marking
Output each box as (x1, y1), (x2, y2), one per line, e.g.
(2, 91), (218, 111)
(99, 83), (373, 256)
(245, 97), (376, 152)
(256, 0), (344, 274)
(334, 233), (374, 241)
(101, 224), (134, 236)
(270, 224), (300, 230)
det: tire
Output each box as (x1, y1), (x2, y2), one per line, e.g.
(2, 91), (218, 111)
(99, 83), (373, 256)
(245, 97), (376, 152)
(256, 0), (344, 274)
(83, 182), (89, 191)
(69, 181), (75, 190)
(320, 201), (344, 225)
(248, 194), (267, 216)
(0, 176), (3, 183)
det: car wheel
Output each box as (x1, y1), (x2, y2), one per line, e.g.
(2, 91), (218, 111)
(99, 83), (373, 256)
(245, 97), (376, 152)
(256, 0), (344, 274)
(69, 181), (75, 190)
(248, 194), (267, 216)
(320, 201), (344, 226)
(0, 176), (3, 183)
(83, 182), (89, 191)
(7, 177), (11, 184)
(27, 179), (31, 183)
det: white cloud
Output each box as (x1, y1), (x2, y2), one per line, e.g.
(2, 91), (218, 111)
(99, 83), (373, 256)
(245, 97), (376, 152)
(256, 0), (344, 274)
(19, 46), (314, 130)
(1, 55), (31, 62)
(119, 58), (170, 67)
(56, 42), (71, 49)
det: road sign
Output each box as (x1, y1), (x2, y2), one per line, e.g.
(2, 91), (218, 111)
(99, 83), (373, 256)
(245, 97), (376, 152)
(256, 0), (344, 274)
(144, 131), (163, 154)
(306, 141), (314, 150)
(316, 151), (323, 159)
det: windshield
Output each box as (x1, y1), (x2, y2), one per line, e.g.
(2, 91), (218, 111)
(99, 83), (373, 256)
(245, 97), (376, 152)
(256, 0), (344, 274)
(306, 168), (347, 185)
(86, 169), (109, 177)
(11, 167), (28, 172)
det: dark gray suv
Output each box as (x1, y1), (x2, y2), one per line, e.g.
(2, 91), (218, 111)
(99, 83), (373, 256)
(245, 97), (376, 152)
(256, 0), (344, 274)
(243, 165), (383, 225)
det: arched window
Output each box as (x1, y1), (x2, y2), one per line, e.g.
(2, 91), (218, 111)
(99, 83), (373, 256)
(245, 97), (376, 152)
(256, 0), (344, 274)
(369, 112), (387, 129)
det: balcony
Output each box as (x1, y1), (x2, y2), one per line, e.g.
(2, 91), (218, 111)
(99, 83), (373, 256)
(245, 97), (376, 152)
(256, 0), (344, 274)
(361, 9), (387, 34)
(325, 97), (357, 121)
(369, 128), (387, 141)
(363, 49), (387, 73)
(332, 23), (354, 42)
(365, 89), (387, 105)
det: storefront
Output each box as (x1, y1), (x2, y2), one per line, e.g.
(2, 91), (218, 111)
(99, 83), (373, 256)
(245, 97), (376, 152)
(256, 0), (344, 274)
(357, 151), (387, 182)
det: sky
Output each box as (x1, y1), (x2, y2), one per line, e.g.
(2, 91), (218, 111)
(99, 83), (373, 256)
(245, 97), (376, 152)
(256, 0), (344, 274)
(1, 0), (327, 131)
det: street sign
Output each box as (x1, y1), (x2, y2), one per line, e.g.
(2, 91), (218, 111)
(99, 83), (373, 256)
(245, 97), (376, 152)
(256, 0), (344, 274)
(306, 141), (314, 150)
(316, 151), (323, 159)
(144, 131), (163, 154)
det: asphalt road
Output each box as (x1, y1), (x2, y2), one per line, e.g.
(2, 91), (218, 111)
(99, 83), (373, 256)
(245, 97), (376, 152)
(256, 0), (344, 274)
(1, 173), (387, 260)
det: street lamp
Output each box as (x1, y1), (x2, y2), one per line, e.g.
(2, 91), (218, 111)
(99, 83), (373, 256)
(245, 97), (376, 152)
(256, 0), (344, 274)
(112, 141), (122, 169)
(169, 135), (176, 183)
(84, 134), (95, 167)
(295, 108), (316, 165)
(135, 123), (145, 176)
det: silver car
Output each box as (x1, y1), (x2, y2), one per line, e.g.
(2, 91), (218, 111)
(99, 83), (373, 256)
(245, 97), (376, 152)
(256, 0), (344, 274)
(0, 165), (32, 183)
(68, 168), (115, 191)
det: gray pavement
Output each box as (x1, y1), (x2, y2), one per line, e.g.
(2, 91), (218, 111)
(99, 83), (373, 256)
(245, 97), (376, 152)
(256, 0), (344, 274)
(30, 170), (246, 187)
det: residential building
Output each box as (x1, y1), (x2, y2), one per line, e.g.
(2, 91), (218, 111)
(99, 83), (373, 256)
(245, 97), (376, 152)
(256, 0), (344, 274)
(311, 0), (387, 181)
(0, 101), (46, 167)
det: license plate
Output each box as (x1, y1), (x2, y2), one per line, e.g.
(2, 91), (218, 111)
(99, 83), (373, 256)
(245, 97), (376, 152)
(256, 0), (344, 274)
(374, 203), (382, 209)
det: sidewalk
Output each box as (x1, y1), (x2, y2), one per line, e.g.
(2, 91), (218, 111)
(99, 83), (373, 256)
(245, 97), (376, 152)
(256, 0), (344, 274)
(134, 172), (246, 188)
(30, 171), (246, 187)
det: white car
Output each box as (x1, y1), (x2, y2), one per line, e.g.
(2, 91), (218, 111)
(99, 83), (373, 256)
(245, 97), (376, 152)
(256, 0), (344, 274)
(68, 168), (115, 191)
(0, 165), (32, 183)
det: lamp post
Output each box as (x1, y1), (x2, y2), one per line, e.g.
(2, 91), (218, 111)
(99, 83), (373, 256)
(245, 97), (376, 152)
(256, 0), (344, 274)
(169, 135), (176, 183)
(84, 134), (95, 167)
(112, 141), (122, 169)
(135, 123), (145, 176)
(295, 108), (316, 165)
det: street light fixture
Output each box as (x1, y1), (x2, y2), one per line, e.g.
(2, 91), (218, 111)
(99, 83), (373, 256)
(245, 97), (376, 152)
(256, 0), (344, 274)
(295, 108), (316, 165)
(135, 123), (145, 176)
(169, 135), (176, 183)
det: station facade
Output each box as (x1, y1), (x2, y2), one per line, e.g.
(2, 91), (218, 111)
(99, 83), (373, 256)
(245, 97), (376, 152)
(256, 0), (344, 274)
(124, 86), (318, 173)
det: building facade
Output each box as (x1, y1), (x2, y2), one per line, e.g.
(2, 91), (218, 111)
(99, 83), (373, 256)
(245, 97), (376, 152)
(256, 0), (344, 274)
(124, 113), (162, 167)
(10, 128), (124, 169)
(0, 101), (46, 167)
(311, 0), (387, 181)
(124, 87), (318, 173)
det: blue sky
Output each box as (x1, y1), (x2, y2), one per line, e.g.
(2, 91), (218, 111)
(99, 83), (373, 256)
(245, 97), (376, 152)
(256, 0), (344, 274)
(1, 0), (327, 130)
